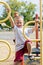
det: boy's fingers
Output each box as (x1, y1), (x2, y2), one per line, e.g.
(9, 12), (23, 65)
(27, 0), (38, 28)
(6, 8), (9, 12)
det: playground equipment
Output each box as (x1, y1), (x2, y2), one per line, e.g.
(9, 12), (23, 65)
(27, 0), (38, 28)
(0, 1), (11, 62)
(22, 14), (40, 65)
(0, 1), (11, 23)
(0, 1), (42, 65)
(21, 0), (42, 65)
(23, 14), (40, 55)
(0, 40), (11, 62)
(24, 54), (40, 65)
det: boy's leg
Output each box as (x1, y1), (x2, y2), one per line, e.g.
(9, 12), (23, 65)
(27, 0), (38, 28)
(14, 61), (18, 65)
(27, 42), (31, 55)
(14, 49), (24, 65)
(14, 61), (21, 65)
(26, 42), (34, 60)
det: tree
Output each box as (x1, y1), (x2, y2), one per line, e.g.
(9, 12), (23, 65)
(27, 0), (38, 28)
(20, 2), (36, 23)
(9, 0), (36, 23)
(1, 0), (36, 26)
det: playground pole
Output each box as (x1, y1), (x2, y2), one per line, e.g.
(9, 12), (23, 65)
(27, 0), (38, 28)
(35, 14), (39, 56)
(40, 0), (42, 65)
(35, 14), (38, 48)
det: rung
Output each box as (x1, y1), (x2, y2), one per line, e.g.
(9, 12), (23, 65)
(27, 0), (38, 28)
(32, 52), (40, 54)
(24, 54), (40, 60)
(31, 39), (40, 42)
(34, 56), (40, 60)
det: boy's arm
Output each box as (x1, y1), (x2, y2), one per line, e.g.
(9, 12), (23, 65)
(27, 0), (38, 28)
(6, 8), (15, 28)
(31, 22), (38, 33)
(9, 16), (15, 28)
(31, 26), (36, 32)
(28, 23), (38, 33)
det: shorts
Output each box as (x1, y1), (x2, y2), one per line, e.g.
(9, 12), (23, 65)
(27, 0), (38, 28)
(14, 40), (32, 62)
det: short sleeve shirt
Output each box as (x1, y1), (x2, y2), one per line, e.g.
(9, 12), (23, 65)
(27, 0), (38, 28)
(14, 25), (32, 52)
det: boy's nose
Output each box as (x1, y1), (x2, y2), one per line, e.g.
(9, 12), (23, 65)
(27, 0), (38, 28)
(19, 23), (21, 25)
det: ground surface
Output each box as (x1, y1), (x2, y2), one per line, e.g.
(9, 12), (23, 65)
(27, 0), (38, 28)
(0, 31), (43, 65)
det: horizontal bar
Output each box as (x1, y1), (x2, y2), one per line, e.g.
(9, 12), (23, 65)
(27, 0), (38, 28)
(31, 39), (40, 42)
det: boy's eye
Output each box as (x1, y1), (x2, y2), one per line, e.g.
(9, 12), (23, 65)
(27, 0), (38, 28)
(17, 22), (21, 24)
(17, 22), (19, 24)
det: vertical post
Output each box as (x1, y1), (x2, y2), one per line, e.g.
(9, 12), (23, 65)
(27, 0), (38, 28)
(40, 0), (42, 65)
(35, 14), (38, 48)
(35, 14), (39, 56)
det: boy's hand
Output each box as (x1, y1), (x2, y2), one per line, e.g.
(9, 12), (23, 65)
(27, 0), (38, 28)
(6, 8), (10, 13)
(35, 22), (39, 30)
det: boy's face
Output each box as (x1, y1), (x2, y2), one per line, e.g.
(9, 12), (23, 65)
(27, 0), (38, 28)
(15, 19), (24, 28)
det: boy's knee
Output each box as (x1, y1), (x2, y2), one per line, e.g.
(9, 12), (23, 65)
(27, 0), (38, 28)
(27, 42), (31, 46)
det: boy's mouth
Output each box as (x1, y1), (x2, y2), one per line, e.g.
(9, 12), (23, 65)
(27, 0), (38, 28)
(17, 25), (23, 28)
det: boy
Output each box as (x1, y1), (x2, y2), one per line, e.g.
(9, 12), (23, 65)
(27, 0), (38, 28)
(13, 11), (19, 42)
(9, 15), (37, 65)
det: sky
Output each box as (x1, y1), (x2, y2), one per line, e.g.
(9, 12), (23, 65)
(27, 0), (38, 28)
(0, 0), (41, 17)
(0, 0), (9, 17)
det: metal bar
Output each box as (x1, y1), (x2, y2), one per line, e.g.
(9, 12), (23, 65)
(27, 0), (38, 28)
(31, 39), (40, 42)
(40, 0), (42, 65)
(35, 14), (39, 49)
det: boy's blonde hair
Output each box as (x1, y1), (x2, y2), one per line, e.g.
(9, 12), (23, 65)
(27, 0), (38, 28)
(14, 16), (24, 22)
(14, 11), (19, 14)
